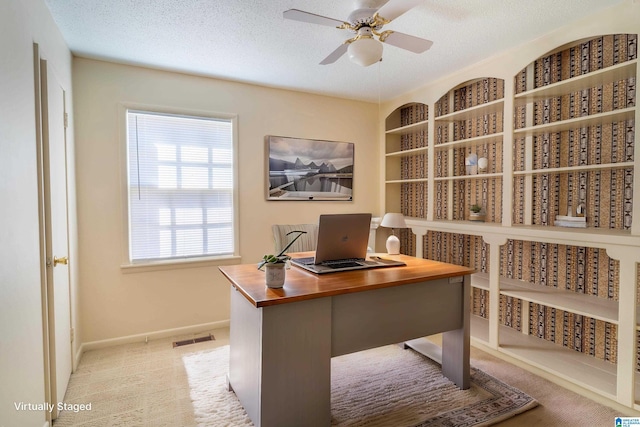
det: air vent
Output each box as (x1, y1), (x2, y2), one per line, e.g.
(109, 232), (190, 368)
(172, 334), (215, 348)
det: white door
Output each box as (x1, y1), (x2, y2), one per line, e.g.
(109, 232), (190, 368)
(40, 57), (72, 420)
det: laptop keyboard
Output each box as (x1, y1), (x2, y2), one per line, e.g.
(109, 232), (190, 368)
(291, 257), (366, 269)
(321, 259), (363, 269)
(291, 256), (314, 265)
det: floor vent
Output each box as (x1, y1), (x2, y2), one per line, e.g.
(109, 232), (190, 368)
(172, 334), (215, 348)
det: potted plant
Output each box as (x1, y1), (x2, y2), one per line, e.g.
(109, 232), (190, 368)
(258, 230), (306, 288)
(469, 204), (485, 222)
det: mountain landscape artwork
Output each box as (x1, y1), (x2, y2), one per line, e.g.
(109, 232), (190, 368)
(267, 136), (354, 200)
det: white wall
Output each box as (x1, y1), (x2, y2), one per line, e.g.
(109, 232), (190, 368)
(0, 0), (77, 425)
(72, 58), (379, 344)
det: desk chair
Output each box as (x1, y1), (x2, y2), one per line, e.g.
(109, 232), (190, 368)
(272, 223), (318, 253)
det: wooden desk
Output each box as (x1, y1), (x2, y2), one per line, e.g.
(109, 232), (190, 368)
(219, 254), (473, 427)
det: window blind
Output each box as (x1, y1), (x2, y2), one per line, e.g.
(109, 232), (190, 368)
(126, 110), (234, 262)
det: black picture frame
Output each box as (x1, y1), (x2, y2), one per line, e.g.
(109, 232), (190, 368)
(266, 135), (354, 201)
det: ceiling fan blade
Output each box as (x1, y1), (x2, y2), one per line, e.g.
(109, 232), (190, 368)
(375, 0), (423, 23)
(319, 43), (349, 65)
(283, 9), (348, 28)
(379, 31), (433, 53)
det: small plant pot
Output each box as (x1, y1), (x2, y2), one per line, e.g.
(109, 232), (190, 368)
(264, 263), (286, 288)
(469, 212), (485, 222)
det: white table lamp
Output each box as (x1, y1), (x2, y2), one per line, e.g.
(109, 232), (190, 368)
(380, 213), (407, 255)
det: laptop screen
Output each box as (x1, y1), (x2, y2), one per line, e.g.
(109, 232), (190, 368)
(314, 213), (372, 264)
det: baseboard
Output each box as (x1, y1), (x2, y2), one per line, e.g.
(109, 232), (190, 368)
(74, 345), (83, 372)
(79, 320), (230, 354)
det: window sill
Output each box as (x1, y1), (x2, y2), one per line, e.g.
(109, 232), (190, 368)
(120, 255), (242, 274)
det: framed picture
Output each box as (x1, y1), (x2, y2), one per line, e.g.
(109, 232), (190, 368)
(266, 135), (354, 201)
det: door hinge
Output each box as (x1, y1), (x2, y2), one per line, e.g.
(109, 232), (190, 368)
(64, 112), (69, 129)
(70, 328), (75, 343)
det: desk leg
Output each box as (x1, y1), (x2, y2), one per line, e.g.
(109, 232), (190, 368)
(229, 289), (332, 427)
(442, 275), (470, 389)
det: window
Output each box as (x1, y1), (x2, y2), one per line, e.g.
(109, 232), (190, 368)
(126, 110), (236, 263)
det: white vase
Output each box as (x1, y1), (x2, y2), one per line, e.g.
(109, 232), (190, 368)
(265, 263), (286, 288)
(478, 157), (488, 173)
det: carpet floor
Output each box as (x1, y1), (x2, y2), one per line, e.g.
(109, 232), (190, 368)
(53, 327), (636, 426)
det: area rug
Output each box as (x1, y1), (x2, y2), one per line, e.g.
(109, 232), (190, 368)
(182, 344), (537, 427)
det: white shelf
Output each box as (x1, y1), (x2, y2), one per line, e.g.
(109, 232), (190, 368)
(385, 178), (429, 185)
(472, 272), (632, 326)
(513, 107), (636, 137)
(385, 146), (428, 158)
(403, 218), (640, 248)
(497, 320), (618, 400)
(471, 316), (638, 404)
(435, 99), (504, 122)
(386, 119), (429, 135)
(434, 172), (503, 181)
(513, 161), (635, 176)
(499, 276), (618, 324)
(507, 224), (637, 246)
(470, 273), (490, 291)
(514, 60), (637, 105)
(434, 132), (503, 150)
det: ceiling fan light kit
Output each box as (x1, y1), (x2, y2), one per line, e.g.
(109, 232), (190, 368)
(283, 0), (432, 67)
(347, 29), (384, 66)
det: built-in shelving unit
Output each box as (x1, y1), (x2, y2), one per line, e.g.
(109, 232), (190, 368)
(385, 103), (429, 220)
(382, 33), (640, 410)
(512, 52), (637, 231)
(432, 78), (505, 224)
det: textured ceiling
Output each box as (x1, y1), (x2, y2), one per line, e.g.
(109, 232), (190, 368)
(44, 0), (625, 102)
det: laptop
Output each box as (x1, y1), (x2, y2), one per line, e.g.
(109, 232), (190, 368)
(290, 213), (406, 274)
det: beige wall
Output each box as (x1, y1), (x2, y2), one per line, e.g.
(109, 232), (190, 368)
(0, 0), (77, 425)
(73, 58), (379, 344)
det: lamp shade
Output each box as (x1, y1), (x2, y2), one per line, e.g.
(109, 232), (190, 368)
(380, 213), (407, 229)
(347, 37), (383, 67)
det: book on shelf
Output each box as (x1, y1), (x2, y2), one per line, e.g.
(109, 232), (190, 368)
(554, 220), (587, 228)
(554, 215), (586, 228)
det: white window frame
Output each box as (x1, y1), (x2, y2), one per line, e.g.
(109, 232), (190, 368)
(119, 103), (240, 272)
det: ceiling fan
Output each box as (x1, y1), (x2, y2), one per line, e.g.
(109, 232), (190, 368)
(283, 0), (433, 67)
